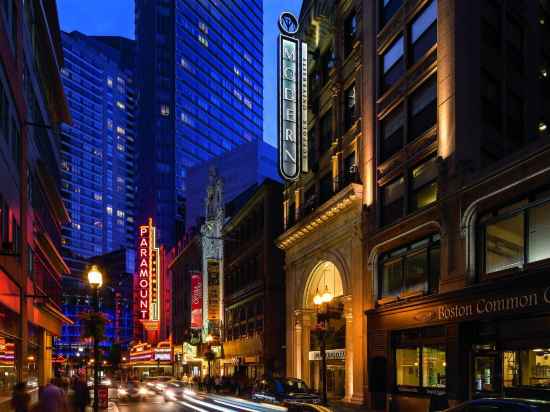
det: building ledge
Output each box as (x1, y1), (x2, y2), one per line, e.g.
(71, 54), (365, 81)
(36, 230), (70, 275)
(277, 183), (363, 250)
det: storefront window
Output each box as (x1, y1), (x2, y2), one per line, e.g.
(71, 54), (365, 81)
(0, 336), (17, 398)
(396, 348), (420, 386)
(422, 346), (446, 388)
(503, 349), (550, 388)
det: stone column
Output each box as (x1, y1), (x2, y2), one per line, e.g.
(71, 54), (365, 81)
(343, 295), (354, 403)
(301, 311), (312, 386)
(294, 310), (303, 379)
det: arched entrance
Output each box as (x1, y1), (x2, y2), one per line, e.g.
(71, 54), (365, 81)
(299, 261), (349, 400)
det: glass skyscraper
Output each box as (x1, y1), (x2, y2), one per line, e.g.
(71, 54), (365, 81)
(135, 0), (263, 247)
(60, 31), (136, 262)
(57, 31), (137, 356)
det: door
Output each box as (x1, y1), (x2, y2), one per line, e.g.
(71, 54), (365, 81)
(472, 354), (501, 397)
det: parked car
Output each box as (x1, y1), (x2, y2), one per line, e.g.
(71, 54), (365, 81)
(251, 377), (321, 405)
(443, 398), (550, 411)
(117, 379), (152, 402)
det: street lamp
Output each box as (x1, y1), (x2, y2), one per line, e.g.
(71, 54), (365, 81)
(313, 287), (334, 405)
(87, 265), (103, 412)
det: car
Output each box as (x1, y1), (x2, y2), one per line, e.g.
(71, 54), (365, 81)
(251, 377), (321, 405)
(163, 380), (186, 402)
(151, 376), (174, 392)
(117, 379), (152, 402)
(443, 398), (550, 411)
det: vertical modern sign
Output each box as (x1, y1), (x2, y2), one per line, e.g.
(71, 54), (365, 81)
(278, 12), (306, 181)
(190, 271), (202, 329)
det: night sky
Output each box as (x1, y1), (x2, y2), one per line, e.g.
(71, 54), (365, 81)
(56, 0), (303, 147)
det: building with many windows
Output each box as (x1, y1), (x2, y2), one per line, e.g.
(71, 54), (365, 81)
(0, 0), (71, 403)
(364, 0), (550, 410)
(135, 0), (264, 246)
(279, 0), (550, 409)
(60, 31), (136, 263)
(56, 31), (136, 358)
(277, 0), (365, 403)
(222, 179), (285, 380)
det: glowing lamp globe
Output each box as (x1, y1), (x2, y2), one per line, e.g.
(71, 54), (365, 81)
(87, 265), (103, 288)
(313, 293), (323, 306)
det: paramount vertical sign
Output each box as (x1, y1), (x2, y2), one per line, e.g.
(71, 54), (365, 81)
(136, 218), (161, 331)
(278, 12), (308, 180)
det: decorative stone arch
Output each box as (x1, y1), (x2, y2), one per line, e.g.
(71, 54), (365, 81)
(299, 250), (351, 309)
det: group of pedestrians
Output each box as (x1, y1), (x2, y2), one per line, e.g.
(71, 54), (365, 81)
(11, 375), (90, 412)
(190, 373), (249, 396)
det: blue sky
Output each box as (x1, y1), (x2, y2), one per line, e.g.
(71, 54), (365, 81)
(56, 0), (303, 147)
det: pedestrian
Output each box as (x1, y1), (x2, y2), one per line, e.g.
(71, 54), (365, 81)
(32, 378), (68, 412)
(71, 375), (90, 412)
(11, 382), (30, 412)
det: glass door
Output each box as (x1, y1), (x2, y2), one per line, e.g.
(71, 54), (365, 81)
(472, 354), (500, 397)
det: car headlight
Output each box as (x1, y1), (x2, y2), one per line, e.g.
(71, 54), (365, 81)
(166, 389), (175, 399)
(138, 387), (148, 395)
(118, 388), (128, 396)
(183, 388), (196, 396)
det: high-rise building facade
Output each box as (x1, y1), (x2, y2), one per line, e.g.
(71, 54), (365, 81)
(60, 31), (136, 264)
(0, 0), (71, 400)
(57, 31), (137, 357)
(135, 0), (263, 247)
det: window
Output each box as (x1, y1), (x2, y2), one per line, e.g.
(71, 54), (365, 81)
(116, 126), (125, 135)
(480, 194), (550, 274)
(321, 46), (335, 85)
(410, 0), (437, 64)
(344, 84), (356, 131)
(410, 156), (438, 211)
(396, 345), (446, 389)
(380, 105), (404, 162)
(107, 77), (113, 87)
(320, 173), (333, 204)
(344, 11), (358, 56)
(379, 235), (440, 298)
(506, 16), (523, 73)
(381, 177), (404, 225)
(382, 36), (404, 91)
(506, 91), (523, 141)
(503, 349), (550, 392)
(381, 0), (403, 27)
(481, 1), (501, 52)
(320, 109), (333, 153)
(160, 104), (170, 116)
(116, 101), (125, 110)
(409, 75), (436, 141)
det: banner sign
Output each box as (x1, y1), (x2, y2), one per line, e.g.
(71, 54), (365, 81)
(278, 11), (307, 181)
(190, 271), (203, 328)
(308, 349), (345, 361)
(207, 260), (220, 321)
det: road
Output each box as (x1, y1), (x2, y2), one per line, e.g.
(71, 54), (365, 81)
(114, 391), (292, 412)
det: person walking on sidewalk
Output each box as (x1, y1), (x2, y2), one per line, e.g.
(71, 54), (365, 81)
(71, 376), (90, 412)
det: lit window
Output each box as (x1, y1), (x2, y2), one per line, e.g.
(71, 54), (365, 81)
(117, 219), (124, 226)
(107, 77), (113, 87)
(198, 35), (209, 47)
(116, 176), (124, 184)
(117, 210), (125, 218)
(161, 104), (170, 116)
(107, 119), (113, 129)
(198, 21), (209, 34)
(181, 58), (189, 69)
(106, 206), (113, 215)
(411, 157), (438, 211)
(117, 76), (125, 85)
(233, 89), (242, 101)
(94, 193), (103, 201)
(127, 216), (134, 223)
(244, 98), (252, 109)
(72, 223), (81, 230)
(116, 126), (125, 135)
(234, 66), (241, 76)
(116, 143), (125, 152)
(116, 101), (125, 110)
(244, 53), (252, 63)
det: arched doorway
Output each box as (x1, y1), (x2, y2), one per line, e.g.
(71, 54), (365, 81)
(303, 261), (346, 399)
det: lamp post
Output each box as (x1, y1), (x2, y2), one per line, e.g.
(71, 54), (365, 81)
(313, 286), (333, 405)
(87, 265), (103, 412)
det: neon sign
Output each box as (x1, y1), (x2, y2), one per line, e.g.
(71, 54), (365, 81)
(137, 218), (160, 328)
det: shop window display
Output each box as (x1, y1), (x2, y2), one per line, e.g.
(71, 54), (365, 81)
(503, 349), (550, 389)
(396, 346), (446, 389)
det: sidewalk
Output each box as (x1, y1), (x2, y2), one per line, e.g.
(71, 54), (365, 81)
(85, 401), (119, 412)
(328, 400), (374, 412)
